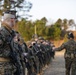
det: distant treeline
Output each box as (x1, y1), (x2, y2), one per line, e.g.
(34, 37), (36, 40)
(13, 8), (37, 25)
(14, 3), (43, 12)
(15, 17), (76, 41)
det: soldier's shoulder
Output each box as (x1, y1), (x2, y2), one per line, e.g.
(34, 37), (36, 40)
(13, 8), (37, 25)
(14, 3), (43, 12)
(65, 40), (76, 44)
(0, 27), (9, 36)
(0, 26), (6, 31)
(74, 40), (76, 44)
(0, 27), (4, 33)
(62, 41), (69, 46)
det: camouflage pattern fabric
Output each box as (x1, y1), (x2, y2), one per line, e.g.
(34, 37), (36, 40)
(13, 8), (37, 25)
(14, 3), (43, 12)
(0, 26), (18, 75)
(0, 62), (16, 75)
(54, 39), (76, 75)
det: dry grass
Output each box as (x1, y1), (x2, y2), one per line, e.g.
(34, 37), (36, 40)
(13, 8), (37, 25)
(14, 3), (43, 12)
(52, 40), (64, 47)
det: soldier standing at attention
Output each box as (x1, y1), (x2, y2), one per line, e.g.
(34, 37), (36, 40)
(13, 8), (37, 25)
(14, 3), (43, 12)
(53, 32), (76, 75)
(0, 10), (17, 75)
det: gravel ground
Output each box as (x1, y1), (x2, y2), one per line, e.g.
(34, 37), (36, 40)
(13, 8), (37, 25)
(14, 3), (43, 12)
(43, 51), (65, 75)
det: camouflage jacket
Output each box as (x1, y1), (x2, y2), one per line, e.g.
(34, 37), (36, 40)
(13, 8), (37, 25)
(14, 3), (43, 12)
(0, 26), (15, 58)
(55, 39), (76, 58)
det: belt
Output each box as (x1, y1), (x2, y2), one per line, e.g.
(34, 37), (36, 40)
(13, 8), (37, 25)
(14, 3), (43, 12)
(70, 53), (76, 58)
(71, 53), (74, 58)
(65, 53), (76, 58)
(0, 57), (10, 62)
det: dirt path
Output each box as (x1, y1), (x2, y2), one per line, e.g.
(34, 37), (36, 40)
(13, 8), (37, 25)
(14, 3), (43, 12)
(43, 50), (65, 75)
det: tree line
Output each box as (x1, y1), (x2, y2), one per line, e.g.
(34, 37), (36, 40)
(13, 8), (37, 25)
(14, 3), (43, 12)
(15, 17), (76, 41)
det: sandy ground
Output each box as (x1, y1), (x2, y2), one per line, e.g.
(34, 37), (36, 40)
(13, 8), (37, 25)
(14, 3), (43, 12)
(43, 50), (65, 75)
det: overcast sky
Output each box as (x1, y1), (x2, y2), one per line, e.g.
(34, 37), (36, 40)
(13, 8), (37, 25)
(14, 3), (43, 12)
(28, 0), (76, 23)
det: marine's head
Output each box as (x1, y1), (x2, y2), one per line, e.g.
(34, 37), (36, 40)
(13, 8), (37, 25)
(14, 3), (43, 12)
(2, 10), (16, 28)
(38, 37), (45, 43)
(67, 32), (74, 39)
(38, 37), (44, 40)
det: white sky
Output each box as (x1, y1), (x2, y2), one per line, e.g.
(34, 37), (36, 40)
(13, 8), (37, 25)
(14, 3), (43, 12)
(28, 0), (76, 23)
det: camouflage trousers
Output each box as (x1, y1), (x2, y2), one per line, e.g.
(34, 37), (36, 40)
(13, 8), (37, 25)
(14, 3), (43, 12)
(65, 57), (76, 75)
(0, 62), (16, 75)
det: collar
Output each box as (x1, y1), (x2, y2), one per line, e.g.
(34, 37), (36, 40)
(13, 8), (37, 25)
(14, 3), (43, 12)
(1, 22), (12, 33)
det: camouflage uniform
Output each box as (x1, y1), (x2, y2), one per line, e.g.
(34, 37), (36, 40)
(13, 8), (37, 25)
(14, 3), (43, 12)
(18, 38), (27, 75)
(0, 25), (16, 75)
(54, 39), (76, 75)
